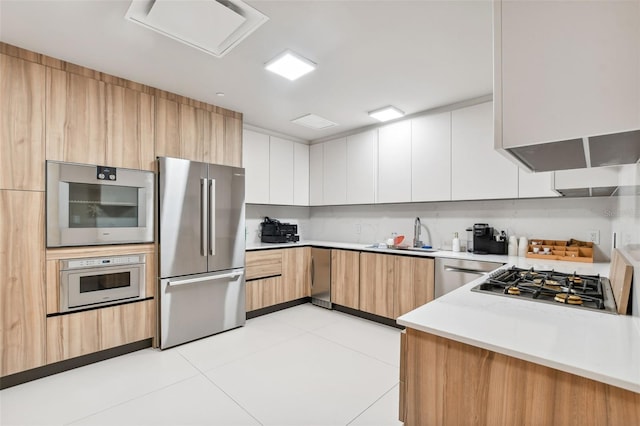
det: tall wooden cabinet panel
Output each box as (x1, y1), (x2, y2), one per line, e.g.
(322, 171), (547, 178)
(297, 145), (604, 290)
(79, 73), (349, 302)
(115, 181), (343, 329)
(282, 247), (310, 301)
(224, 116), (243, 167)
(394, 256), (434, 318)
(359, 252), (395, 318)
(331, 249), (360, 310)
(0, 54), (45, 191)
(46, 68), (106, 165)
(0, 190), (46, 376)
(204, 111), (224, 165)
(378, 121), (412, 203)
(179, 104), (205, 162)
(105, 84), (155, 171)
(155, 97), (180, 159)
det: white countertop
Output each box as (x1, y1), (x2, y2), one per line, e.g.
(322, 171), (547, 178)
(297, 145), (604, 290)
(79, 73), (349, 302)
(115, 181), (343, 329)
(248, 240), (640, 393)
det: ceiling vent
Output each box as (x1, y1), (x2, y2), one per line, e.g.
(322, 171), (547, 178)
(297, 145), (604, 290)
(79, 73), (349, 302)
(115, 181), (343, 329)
(125, 0), (268, 58)
(291, 114), (338, 130)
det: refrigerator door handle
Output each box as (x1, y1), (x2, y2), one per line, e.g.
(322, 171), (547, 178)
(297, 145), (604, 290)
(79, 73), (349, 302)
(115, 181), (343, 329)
(201, 178), (208, 257)
(209, 178), (216, 256)
(167, 271), (244, 287)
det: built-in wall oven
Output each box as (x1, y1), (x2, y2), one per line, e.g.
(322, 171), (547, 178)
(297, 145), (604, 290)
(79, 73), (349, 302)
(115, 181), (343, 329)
(46, 161), (154, 247)
(59, 254), (146, 313)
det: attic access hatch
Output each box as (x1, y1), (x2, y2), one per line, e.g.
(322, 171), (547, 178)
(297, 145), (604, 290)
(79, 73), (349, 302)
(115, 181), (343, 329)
(125, 0), (268, 58)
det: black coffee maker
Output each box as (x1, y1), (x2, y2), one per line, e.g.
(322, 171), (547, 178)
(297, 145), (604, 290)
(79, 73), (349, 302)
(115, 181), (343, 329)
(473, 223), (507, 254)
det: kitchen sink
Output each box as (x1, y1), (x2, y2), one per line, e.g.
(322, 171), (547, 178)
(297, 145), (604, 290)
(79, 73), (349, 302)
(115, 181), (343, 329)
(364, 245), (438, 253)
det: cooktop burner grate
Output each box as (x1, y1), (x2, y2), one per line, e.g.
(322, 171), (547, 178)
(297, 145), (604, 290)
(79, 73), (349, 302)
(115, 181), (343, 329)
(472, 266), (617, 314)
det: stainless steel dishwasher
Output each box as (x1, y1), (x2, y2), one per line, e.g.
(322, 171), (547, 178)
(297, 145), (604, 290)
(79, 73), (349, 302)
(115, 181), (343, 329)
(311, 248), (332, 309)
(435, 258), (502, 298)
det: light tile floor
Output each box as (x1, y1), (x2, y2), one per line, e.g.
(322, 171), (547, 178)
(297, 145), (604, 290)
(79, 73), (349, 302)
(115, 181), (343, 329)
(1, 304), (403, 426)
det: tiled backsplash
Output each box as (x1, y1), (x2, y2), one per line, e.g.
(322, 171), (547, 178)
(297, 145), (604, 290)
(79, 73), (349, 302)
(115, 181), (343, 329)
(247, 196), (636, 261)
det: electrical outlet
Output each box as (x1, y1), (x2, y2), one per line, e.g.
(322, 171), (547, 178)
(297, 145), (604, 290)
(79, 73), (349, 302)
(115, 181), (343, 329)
(587, 230), (600, 244)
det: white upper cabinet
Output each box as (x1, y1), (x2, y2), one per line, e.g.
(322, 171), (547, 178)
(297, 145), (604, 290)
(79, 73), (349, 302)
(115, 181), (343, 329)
(269, 136), (294, 205)
(243, 129), (309, 206)
(495, 0), (640, 150)
(451, 102), (518, 200)
(378, 121), (412, 203)
(346, 130), (376, 204)
(309, 143), (324, 206)
(323, 137), (348, 205)
(243, 129), (269, 204)
(518, 170), (559, 198)
(411, 112), (451, 202)
(293, 142), (309, 206)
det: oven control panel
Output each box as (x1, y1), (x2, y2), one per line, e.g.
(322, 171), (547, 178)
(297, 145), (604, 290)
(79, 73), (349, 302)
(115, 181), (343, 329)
(62, 255), (145, 270)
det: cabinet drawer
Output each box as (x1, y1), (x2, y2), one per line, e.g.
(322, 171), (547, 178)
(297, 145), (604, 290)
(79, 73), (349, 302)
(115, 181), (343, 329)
(246, 250), (282, 280)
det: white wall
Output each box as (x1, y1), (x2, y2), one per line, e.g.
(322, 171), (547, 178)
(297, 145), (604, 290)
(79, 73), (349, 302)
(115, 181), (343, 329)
(307, 197), (618, 262)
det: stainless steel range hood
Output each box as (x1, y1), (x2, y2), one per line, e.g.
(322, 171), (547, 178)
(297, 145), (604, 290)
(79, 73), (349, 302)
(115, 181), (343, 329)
(507, 129), (640, 173)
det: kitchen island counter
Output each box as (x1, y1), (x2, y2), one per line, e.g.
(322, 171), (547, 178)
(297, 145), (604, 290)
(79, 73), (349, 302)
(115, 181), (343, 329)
(397, 249), (639, 394)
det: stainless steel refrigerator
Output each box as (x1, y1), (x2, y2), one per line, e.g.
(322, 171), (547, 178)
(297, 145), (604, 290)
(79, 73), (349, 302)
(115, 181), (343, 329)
(158, 157), (245, 349)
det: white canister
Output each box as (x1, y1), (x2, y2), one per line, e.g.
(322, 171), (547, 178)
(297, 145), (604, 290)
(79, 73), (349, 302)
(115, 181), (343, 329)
(508, 236), (518, 256)
(518, 236), (528, 257)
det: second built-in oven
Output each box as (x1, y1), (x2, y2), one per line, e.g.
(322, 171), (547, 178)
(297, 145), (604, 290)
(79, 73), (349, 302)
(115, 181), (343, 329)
(59, 255), (146, 313)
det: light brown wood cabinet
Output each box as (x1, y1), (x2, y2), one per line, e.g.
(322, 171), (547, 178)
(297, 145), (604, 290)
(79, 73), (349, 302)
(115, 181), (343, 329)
(359, 252), (434, 319)
(155, 98), (240, 167)
(331, 249), (360, 310)
(0, 190), (46, 376)
(0, 54), (46, 191)
(394, 256), (434, 318)
(403, 328), (640, 425)
(46, 300), (155, 363)
(359, 252), (395, 318)
(245, 247), (311, 312)
(46, 69), (155, 170)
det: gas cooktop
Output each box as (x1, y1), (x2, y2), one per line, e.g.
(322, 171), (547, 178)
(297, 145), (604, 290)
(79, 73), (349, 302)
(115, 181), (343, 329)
(472, 266), (617, 314)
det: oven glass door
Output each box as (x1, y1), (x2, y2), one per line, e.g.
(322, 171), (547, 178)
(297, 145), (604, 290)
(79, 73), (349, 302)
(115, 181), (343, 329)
(68, 183), (140, 228)
(63, 265), (144, 311)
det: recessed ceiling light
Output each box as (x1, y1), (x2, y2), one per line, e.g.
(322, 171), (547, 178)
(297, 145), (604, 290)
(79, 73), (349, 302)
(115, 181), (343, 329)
(291, 114), (338, 130)
(265, 50), (316, 81)
(368, 106), (405, 122)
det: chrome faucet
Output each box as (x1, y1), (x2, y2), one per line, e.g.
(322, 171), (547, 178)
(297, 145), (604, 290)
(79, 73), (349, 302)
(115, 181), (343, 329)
(413, 217), (423, 248)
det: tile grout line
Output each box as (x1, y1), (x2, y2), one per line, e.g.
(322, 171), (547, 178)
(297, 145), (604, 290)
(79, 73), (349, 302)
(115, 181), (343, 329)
(308, 329), (401, 369)
(345, 382), (400, 426)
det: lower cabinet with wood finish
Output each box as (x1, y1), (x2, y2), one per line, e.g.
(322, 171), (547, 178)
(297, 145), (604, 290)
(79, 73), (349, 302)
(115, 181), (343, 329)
(46, 300), (155, 364)
(402, 328), (640, 425)
(331, 249), (360, 310)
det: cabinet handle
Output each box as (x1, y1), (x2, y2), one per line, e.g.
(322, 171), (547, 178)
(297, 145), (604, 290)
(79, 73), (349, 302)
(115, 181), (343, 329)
(444, 266), (486, 275)
(310, 257), (315, 288)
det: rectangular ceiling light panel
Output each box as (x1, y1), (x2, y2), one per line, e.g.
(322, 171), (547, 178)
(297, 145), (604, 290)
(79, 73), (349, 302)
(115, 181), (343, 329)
(265, 50), (316, 81)
(125, 0), (268, 58)
(368, 106), (404, 122)
(291, 114), (337, 130)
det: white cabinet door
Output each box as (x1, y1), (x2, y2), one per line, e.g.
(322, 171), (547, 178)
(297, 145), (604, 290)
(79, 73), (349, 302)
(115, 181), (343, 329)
(242, 129), (270, 204)
(323, 137), (347, 205)
(268, 136), (294, 205)
(346, 130), (376, 204)
(518, 170), (559, 198)
(411, 112), (451, 201)
(451, 102), (518, 200)
(497, 1), (640, 149)
(293, 142), (309, 206)
(378, 121), (412, 203)
(309, 143), (324, 206)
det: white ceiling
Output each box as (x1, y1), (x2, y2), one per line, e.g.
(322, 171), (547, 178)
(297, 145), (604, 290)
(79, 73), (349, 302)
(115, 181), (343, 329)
(0, 0), (494, 142)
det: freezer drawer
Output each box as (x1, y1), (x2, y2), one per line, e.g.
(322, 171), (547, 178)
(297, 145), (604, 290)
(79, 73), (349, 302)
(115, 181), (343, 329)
(159, 268), (245, 349)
